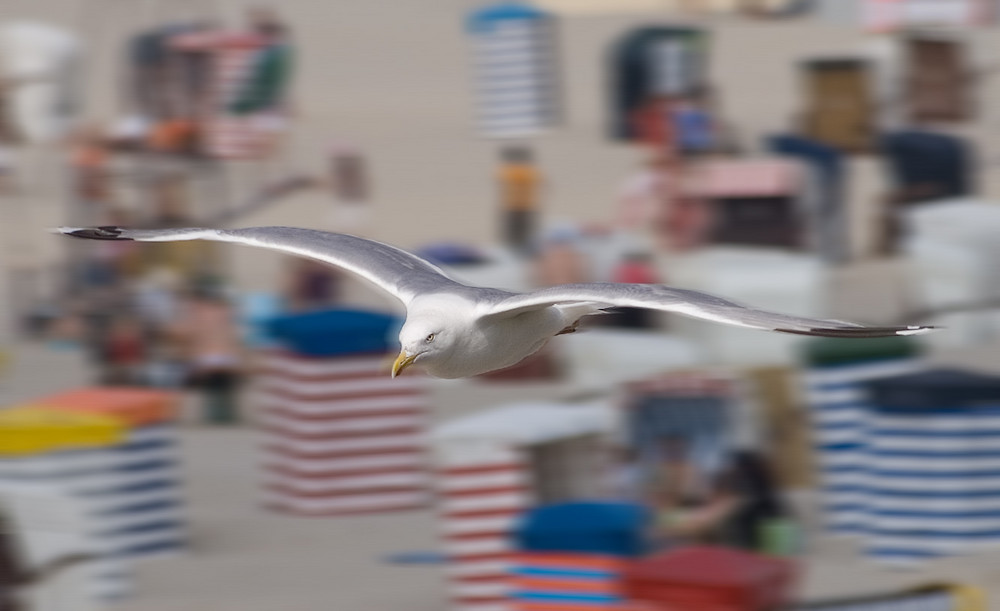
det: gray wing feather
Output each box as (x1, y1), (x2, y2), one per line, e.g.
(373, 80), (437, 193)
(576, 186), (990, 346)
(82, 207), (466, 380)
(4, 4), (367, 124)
(481, 283), (936, 338)
(57, 226), (460, 304)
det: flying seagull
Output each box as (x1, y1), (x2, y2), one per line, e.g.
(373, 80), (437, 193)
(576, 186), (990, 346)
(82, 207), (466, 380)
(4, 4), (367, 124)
(55, 226), (936, 379)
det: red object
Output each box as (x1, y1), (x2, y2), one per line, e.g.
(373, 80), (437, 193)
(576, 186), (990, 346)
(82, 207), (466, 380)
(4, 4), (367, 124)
(687, 159), (800, 199)
(630, 101), (676, 152)
(36, 387), (179, 427)
(622, 546), (796, 611)
(257, 351), (430, 516)
(613, 260), (658, 285)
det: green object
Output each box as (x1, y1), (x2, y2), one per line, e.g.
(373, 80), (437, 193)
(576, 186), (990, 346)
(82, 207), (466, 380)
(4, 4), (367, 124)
(801, 336), (923, 367)
(229, 44), (293, 114)
(758, 518), (799, 557)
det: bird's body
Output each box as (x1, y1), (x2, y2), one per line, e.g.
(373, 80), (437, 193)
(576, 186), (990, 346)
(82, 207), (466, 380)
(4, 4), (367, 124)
(399, 291), (594, 378)
(55, 225), (937, 379)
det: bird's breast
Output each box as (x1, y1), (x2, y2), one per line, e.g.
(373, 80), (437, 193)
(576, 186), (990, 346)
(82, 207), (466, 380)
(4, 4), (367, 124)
(421, 308), (562, 379)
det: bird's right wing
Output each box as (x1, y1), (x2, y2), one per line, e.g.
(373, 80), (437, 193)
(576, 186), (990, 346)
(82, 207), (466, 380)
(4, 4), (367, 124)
(55, 225), (460, 305)
(480, 282), (937, 338)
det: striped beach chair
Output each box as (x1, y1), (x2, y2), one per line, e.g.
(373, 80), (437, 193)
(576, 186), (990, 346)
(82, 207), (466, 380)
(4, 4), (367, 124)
(800, 336), (923, 535)
(512, 553), (629, 611)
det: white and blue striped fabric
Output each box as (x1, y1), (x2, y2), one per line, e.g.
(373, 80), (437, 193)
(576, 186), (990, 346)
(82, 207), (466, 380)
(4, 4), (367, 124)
(467, 3), (559, 138)
(865, 403), (1000, 564)
(80, 424), (187, 562)
(809, 360), (1000, 565)
(803, 357), (923, 535)
(0, 448), (134, 600)
(0, 423), (186, 599)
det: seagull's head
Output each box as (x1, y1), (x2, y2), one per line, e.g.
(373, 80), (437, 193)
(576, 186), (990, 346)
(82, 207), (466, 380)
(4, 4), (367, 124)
(392, 320), (450, 378)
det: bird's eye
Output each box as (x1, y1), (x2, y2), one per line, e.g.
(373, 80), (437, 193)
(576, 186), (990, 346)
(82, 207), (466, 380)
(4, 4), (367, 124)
(426, 333), (435, 343)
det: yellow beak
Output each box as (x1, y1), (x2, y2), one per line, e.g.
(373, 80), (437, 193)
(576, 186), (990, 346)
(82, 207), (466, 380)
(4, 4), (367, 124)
(391, 351), (418, 378)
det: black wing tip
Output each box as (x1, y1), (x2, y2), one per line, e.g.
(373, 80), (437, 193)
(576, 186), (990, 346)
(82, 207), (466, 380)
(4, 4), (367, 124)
(779, 325), (941, 339)
(55, 226), (133, 241)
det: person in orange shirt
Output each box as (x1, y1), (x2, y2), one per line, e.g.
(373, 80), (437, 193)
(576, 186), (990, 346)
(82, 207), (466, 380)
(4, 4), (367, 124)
(497, 146), (542, 254)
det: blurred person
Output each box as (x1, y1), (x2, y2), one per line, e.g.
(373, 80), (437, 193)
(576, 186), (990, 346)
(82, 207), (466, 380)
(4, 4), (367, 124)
(631, 94), (679, 157)
(497, 146), (543, 254)
(671, 90), (718, 158)
(616, 153), (671, 244)
(178, 278), (242, 424)
(76, 292), (118, 370)
(284, 258), (340, 312)
(652, 441), (795, 554)
(650, 436), (705, 508)
(649, 436), (737, 546)
(134, 269), (187, 389)
(718, 449), (794, 554)
(134, 267), (183, 334)
(102, 315), (147, 385)
(605, 446), (643, 502)
(328, 142), (371, 232)
(144, 328), (188, 389)
(533, 225), (589, 287)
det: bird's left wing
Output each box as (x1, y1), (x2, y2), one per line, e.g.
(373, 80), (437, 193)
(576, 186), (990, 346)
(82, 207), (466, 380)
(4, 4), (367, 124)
(479, 282), (936, 338)
(55, 226), (460, 305)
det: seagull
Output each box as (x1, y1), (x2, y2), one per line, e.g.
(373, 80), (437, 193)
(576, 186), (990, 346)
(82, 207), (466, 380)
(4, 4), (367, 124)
(55, 226), (937, 379)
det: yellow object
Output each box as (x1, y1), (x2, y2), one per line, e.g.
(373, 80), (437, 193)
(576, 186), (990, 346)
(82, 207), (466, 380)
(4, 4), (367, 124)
(908, 583), (988, 611)
(948, 584), (988, 611)
(0, 406), (125, 456)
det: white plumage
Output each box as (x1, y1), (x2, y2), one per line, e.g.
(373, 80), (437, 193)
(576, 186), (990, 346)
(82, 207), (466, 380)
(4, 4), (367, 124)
(56, 225), (936, 378)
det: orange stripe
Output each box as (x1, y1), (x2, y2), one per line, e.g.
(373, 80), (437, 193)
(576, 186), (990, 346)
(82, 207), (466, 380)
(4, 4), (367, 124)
(513, 577), (619, 594)
(516, 603), (630, 611)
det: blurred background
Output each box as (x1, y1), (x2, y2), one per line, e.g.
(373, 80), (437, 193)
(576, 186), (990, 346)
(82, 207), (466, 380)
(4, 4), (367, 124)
(2, 0), (1000, 610)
